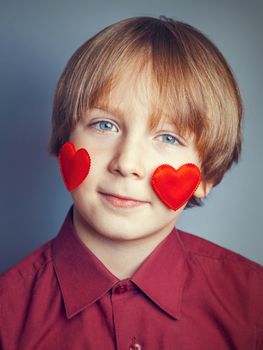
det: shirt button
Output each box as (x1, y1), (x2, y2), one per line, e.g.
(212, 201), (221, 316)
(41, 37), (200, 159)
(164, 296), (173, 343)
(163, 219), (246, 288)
(129, 344), (142, 350)
(115, 284), (127, 294)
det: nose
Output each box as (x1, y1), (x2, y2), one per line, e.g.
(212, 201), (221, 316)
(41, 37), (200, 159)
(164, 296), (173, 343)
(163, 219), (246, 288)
(108, 136), (146, 179)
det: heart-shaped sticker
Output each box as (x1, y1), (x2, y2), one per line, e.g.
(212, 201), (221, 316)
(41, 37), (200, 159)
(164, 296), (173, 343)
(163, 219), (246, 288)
(58, 141), (91, 191)
(151, 163), (201, 211)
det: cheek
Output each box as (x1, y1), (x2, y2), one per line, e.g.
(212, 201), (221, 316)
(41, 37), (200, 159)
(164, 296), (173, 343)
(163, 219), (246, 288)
(151, 163), (201, 211)
(58, 141), (91, 192)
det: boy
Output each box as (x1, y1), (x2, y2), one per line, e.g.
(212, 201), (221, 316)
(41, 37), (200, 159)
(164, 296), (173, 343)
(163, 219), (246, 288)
(1, 16), (262, 349)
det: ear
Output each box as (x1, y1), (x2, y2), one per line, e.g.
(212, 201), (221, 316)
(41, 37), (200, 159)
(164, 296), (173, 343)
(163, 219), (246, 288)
(194, 180), (213, 199)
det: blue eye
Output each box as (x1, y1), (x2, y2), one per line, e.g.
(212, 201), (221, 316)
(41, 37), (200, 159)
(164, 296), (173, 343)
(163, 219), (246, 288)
(92, 120), (118, 132)
(158, 134), (180, 145)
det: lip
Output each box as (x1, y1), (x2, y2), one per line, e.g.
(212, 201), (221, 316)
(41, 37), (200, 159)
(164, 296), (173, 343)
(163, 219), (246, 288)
(99, 192), (148, 208)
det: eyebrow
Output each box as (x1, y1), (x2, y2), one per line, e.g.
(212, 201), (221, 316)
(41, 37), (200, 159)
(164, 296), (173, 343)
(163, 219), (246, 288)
(93, 104), (166, 127)
(93, 104), (125, 119)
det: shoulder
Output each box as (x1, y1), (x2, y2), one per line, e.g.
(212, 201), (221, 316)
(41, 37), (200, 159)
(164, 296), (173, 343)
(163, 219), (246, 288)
(0, 239), (54, 294)
(177, 228), (263, 303)
(177, 228), (263, 327)
(177, 228), (263, 273)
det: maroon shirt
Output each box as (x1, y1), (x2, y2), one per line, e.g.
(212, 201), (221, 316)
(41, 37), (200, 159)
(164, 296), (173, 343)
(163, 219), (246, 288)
(1, 205), (263, 350)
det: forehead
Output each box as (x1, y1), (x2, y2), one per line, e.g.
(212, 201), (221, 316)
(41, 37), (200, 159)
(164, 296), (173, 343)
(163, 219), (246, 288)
(110, 64), (152, 103)
(94, 61), (172, 128)
(85, 55), (198, 141)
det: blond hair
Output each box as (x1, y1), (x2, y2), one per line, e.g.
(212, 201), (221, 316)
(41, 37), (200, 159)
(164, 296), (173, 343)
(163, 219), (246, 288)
(48, 16), (243, 208)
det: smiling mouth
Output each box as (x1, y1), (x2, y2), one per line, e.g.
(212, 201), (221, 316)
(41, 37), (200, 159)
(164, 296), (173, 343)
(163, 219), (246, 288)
(99, 192), (148, 208)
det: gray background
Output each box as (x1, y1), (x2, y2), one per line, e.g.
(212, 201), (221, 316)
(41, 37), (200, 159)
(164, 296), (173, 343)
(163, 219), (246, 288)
(1, 0), (262, 273)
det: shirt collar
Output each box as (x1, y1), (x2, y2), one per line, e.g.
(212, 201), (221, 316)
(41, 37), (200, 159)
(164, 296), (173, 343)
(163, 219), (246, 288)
(53, 205), (188, 320)
(131, 225), (187, 320)
(52, 205), (119, 319)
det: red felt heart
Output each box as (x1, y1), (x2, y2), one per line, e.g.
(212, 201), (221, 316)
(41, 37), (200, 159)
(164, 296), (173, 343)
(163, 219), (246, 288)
(151, 163), (201, 211)
(58, 141), (91, 192)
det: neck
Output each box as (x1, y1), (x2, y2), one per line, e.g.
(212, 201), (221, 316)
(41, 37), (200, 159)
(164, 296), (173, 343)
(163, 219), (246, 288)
(72, 207), (174, 280)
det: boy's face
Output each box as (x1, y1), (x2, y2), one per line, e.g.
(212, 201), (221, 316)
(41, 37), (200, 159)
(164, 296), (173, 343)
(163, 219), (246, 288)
(69, 64), (208, 243)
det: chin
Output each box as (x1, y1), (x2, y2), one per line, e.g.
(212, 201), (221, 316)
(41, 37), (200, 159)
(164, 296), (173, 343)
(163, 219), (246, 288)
(97, 224), (150, 242)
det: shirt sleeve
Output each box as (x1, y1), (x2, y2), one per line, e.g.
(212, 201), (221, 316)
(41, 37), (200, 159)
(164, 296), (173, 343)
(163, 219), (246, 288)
(256, 324), (263, 350)
(255, 269), (263, 350)
(0, 286), (3, 350)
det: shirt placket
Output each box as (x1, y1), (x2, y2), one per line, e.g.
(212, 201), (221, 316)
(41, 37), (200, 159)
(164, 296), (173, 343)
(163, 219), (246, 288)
(111, 280), (143, 350)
